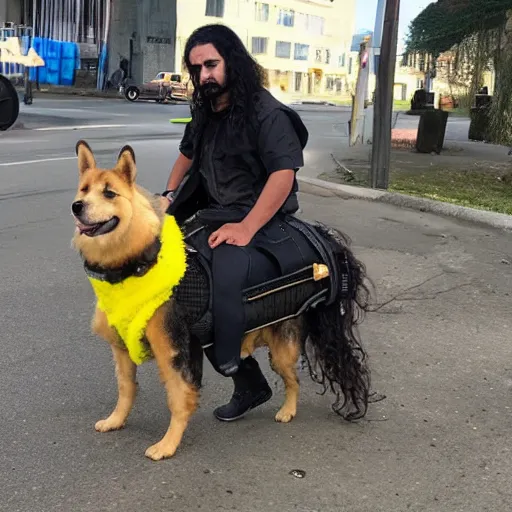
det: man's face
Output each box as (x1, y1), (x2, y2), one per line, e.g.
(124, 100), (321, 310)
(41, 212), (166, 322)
(189, 43), (227, 100)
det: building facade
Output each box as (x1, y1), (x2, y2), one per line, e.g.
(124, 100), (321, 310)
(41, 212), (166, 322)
(175, 0), (357, 98)
(1, 0), (357, 97)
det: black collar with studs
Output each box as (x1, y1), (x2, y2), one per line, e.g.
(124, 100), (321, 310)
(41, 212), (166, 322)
(83, 237), (162, 284)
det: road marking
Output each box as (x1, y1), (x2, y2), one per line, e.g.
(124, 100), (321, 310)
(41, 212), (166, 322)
(34, 124), (126, 131)
(0, 156), (76, 167)
(19, 107), (130, 117)
(0, 138), (50, 144)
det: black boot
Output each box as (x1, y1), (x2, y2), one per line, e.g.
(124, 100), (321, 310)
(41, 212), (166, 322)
(213, 356), (272, 422)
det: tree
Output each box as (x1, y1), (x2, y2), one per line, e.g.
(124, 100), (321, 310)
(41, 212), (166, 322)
(405, 0), (512, 144)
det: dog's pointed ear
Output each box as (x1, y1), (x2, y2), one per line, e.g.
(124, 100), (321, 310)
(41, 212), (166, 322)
(115, 145), (137, 185)
(76, 140), (96, 175)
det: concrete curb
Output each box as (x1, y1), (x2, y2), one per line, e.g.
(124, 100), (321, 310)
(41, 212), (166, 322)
(297, 176), (512, 232)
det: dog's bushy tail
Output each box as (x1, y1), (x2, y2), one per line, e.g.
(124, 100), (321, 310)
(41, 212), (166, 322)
(302, 223), (372, 421)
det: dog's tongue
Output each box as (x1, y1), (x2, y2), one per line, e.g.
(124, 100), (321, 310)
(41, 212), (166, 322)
(76, 221), (98, 234)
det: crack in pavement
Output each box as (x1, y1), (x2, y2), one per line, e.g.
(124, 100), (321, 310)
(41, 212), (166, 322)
(0, 215), (64, 233)
(369, 272), (473, 313)
(0, 188), (76, 202)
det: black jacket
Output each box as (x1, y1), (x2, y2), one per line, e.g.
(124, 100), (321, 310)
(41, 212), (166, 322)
(168, 89), (308, 224)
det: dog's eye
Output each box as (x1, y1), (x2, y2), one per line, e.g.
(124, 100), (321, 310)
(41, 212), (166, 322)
(103, 190), (117, 199)
(80, 185), (89, 193)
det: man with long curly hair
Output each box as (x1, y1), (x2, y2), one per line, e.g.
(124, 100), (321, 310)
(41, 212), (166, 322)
(162, 24), (313, 422)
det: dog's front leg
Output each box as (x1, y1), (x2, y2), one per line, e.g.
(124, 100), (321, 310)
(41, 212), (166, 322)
(92, 308), (137, 432)
(144, 305), (199, 461)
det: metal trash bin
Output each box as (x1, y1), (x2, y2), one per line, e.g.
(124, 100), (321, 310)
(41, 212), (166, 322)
(416, 109), (449, 154)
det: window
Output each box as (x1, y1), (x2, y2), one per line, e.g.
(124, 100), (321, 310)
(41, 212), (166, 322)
(252, 37), (268, 55)
(275, 41), (291, 58)
(339, 53), (346, 67)
(294, 43), (309, 61)
(315, 49), (322, 62)
(348, 57), (353, 74)
(325, 49), (331, 65)
(295, 72), (302, 92)
(205, 0), (224, 17)
(308, 15), (324, 36)
(296, 13), (308, 31)
(294, 13), (324, 34)
(255, 2), (269, 22)
(277, 8), (294, 27)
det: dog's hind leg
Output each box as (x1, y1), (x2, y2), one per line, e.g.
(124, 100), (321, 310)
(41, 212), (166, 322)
(92, 310), (137, 432)
(144, 305), (199, 461)
(266, 322), (301, 423)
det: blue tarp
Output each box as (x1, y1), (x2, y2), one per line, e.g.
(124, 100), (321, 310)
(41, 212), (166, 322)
(29, 37), (80, 86)
(96, 43), (108, 90)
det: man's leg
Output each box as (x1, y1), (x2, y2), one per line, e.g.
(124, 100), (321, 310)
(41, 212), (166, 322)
(208, 243), (279, 421)
(210, 243), (279, 374)
(210, 244), (250, 375)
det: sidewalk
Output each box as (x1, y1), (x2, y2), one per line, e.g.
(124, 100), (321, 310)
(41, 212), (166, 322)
(296, 190), (512, 512)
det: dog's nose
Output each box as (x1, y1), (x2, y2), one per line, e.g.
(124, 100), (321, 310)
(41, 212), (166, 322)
(72, 200), (84, 216)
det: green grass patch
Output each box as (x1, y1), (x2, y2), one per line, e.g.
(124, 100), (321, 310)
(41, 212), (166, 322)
(392, 100), (410, 111)
(389, 167), (512, 215)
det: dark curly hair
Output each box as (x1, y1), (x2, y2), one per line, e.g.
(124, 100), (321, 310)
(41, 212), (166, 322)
(183, 24), (267, 136)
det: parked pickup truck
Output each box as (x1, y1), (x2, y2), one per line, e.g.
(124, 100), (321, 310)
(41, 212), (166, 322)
(121, 72), (189, 103)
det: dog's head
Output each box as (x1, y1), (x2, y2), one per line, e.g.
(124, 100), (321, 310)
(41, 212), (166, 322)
(71, 141), (160, 264)
(72, 140), (138, 238)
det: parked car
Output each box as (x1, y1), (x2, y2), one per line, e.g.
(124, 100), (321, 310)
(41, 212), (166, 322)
(121, 72), (189, 103)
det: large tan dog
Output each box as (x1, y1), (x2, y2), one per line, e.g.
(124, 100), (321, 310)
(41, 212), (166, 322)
(71, 140), (371, 461)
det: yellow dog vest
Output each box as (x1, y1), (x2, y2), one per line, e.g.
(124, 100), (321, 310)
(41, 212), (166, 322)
(87, 215), (188, 365)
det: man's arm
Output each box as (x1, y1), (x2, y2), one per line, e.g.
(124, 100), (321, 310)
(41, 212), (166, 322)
(165, 152), (193, 191)
(209, 108), (305, 248)
(244, 108), (304, 232)
(161, 122), (195, 208)
(208, 169), (294, 248)
(242, 169), (295, 234)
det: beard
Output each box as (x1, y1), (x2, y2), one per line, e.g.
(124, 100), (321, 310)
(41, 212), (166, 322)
(199, 81), (228, 100)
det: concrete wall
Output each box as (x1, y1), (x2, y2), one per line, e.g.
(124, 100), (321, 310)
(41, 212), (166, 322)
(140, 0), (177, 81)
(0, 0), (5, 25)
(109, 0), (177, 84)
(0, 0), (22, 26)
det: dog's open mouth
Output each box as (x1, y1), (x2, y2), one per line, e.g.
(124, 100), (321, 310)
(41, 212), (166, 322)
(75, 217), (119, 237)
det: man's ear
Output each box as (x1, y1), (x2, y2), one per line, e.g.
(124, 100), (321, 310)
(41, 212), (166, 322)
(76, 140), (96, 176)
(115, 145), (137, 185)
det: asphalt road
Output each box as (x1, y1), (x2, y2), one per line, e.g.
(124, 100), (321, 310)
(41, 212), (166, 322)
(1, 97), (512, 512)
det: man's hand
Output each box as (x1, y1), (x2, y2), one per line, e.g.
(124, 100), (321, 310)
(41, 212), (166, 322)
(208, 222), (256, 248)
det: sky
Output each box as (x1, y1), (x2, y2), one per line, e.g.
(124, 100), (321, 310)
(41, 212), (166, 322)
(355, 0), (429, 53)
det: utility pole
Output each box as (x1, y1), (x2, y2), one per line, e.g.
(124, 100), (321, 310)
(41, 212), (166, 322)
(369, 0), (400, 189)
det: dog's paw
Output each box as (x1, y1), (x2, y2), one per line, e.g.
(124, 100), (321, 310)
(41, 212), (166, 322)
(95, 416), (125, 432)
(145, 441), (177, 461)
(275, 407), (296, 423)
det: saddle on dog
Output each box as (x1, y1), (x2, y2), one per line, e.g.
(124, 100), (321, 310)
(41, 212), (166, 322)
(82, 208), (355, 364)
(174, 208), (355, 349)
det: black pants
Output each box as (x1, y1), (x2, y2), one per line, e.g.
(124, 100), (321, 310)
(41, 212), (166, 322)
(180, 207), (320, 373)
(210, 243), (280, 370)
